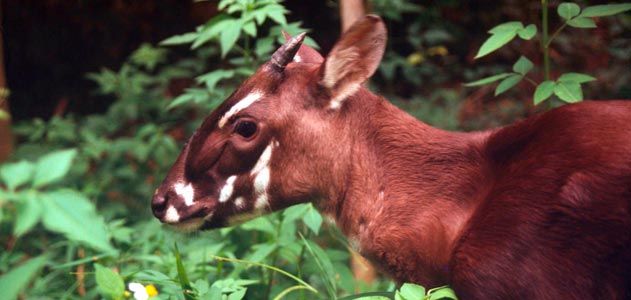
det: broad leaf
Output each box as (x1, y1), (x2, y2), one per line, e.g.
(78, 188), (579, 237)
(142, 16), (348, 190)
(558, 2), (581, 20)
(554, 81), (583, 103)
(303, 206), (323, 234)
(495, 74), (523, 96)
(242, 21), (257, 37)
(95, 264), (125, 300)
(558, 72), (596, 83)
(399, 283), (426, 299)
(32, 149), (77, 188)
(0, 161), (34, 191)
(191, 15), (231, 49)
(282, 203), (310, 223)
(567, 17), (597, 28)
(14, 193), (42, 236)
(464, 73), (512, 87)
(488, 21), (523, 34)
(41, 189), (115, 253)
(534, 81), (555, 105)
(160, 32), (198, 46)
(580, 4), (631, 17)
(475, 30), (518, 59)
(220, 19), (242, 57)
(196, 69), (235, 90)
(512, 56), (534, 75)
(428, 287), (458, 300)
(517, 24), (537, 40)
(0, 255), (47, 300)
(246, 243), (277, 263)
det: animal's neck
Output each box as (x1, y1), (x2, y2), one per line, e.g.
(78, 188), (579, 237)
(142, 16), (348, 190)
(322, 89), (491, 284)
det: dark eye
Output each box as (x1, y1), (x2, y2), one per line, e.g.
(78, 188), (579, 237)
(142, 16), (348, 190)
(234, 120), (257, 138)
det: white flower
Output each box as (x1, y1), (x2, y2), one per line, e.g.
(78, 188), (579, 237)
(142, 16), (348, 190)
(128, 282), (149, 300)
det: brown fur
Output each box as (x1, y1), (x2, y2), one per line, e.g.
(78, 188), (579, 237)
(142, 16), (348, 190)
(153, 16), (631, 299)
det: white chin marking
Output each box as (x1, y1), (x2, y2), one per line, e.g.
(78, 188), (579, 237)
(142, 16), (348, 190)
(174, 182), (195, 206)
(234, 197), (245, 209)
(219, 176), (237, 203)
(219, 91), (263, 128)
(164, 205), (180, 223)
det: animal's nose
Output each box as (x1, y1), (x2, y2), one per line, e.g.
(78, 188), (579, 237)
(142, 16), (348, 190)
(152, 190), (176, 220)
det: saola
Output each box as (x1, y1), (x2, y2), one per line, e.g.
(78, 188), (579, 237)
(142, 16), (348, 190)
(152, 15), (631, 299)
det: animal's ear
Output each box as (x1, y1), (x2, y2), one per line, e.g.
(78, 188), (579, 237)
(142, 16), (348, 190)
(320, 15), (386, 109)
(282, 31), (324, 64)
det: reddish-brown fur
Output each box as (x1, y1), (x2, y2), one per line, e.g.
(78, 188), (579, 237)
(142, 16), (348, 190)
(152, 16), (631, 299)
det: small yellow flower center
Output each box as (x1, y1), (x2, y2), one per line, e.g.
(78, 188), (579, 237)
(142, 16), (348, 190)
(145, 284), (158, 297)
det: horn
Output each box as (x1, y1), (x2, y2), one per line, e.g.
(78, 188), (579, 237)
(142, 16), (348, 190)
(270, 32), (306, 71)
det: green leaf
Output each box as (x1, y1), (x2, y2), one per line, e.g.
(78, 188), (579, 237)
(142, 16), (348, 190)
(475, 30), (518, 59)
(534, 80), (555, 105)
(554, 81), (583, 103)
(246, 243), (276, 263)
(567, 17), (597, 28)
(220, 19), (242, 57)
(265, 4), (287, 25)
(428, 287), (458, 300)
(558, 72), (596, 83)
(0, 255), (47, 300)
(242, 21), (257, 37)
(32, 149), (77, 188)
(495, 74), (523, 96)
(174, 243), (195, 300)
(517, 24), (537, 40)
(282, 203), (310, 223)
(488, 21), (524, 34)
(580, 4), (631, 17)
(303, 206), (323, 234)
(94, 264), (125, 300)
(399, 283), (426, 300)
(160, 32), (198, 46)
(41, 189), (115, 253)
(464, 73), (512, 87)
(512, 56), (534, 75)
(14, 194), (42, 236)
(191, 15), (231, 49)
(0, 161), (34, 191)
(558, 2), (581, 20)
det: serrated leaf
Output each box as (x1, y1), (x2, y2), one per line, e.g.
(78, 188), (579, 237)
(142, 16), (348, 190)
(160, 32), (198, 46)
(558, 72), (596, 83)
(41, 189), (115, 253)
(495, 74), (523, 96)
(512, 56), (534, 75)
(558, 2), (581, 20)
(554, 81), (583, 103)
(580, 4), (631, 17)
(475, 30), (518, 59)
(464, 73), (513, 87)
(399, 283), (426, 299)
(567, 17), (597, 28)
(32, 149), (77, 188)
(488, 21), (524, 34)
(14, 194), (42, 236)
(94, 264), (125, 300)
(0, 161), (34, 191)
(303, 206), (323, 234)
(517, 24), (537, 40)
(0, 255), (47, 300)
(220, 19), (242, 57)
(534, 80), (555, 105)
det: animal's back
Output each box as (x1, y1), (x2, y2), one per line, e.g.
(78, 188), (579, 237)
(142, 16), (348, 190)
(450, 101), (631, 299)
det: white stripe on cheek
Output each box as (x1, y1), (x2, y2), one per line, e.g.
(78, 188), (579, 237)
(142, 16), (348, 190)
(164, 205), (180, 223)
(219, 176), (237, 203)
(175, 182), (195, 206)
(251, 142), (273, 210)
(218, 91), (263, 128)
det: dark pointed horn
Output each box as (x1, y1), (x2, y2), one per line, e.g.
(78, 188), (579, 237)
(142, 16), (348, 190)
(270, 32), (306, 71)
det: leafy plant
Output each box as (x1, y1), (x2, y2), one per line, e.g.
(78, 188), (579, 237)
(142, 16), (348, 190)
(466, 2), (631, 105)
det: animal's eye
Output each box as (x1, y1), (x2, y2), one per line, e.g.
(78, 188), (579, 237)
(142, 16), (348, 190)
(234, 120), (257, 138)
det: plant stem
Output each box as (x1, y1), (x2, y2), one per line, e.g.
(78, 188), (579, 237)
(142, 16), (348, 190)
(541, 0), (551, 82)
(546, 23), (567, 48)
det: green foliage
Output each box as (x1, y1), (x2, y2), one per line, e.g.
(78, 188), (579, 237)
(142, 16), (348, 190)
(95, 263), (126, 300)
(0, 255), (48, 300)
(466, 2), (631, 105)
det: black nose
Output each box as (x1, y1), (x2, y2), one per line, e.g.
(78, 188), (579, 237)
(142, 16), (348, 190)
(152, 190), (174, 220)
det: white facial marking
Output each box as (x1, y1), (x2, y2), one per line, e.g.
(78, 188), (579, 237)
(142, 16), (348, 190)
(164, 205), (180, 223)
(251, 142), (273, 210)
(219, 176), (237, 203)
(234, 197), (245, 209)
(218, 91), (263, 128)
(174, 182), (195, 206)
(294, 54), (302, 62)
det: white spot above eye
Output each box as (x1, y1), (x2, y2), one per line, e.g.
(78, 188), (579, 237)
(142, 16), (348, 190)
(218, 91), (263, 128)
(164, 205), (180, 223)
(175, 182), (195, 206)
(219, 176), (237, 203)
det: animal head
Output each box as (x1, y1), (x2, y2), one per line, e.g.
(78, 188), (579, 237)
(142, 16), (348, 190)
(151, 15), (386, 231)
